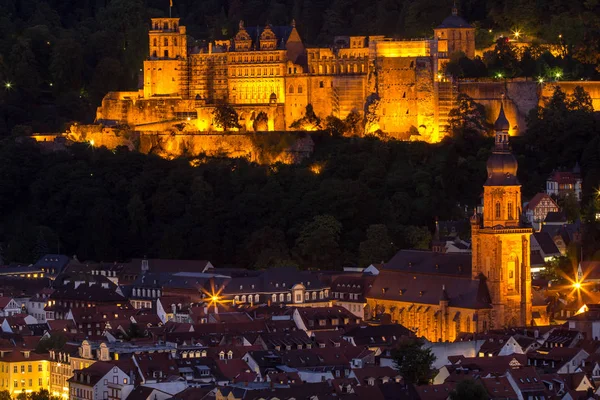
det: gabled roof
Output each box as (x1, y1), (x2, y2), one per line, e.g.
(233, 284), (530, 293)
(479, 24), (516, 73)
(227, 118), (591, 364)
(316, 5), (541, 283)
(367, 270), (492, 310)
(526, 193), (559, 211)
(533, 232), (561, 256)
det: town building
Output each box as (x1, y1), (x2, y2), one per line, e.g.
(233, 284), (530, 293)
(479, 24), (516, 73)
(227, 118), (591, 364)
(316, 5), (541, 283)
(365, 104), (532, 341)
(524, 192), (559, 230)
(546, 165), (582, 201)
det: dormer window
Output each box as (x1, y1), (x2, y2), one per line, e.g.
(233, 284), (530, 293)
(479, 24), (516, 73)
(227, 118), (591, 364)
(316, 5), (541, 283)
(219, 351), (225, 360)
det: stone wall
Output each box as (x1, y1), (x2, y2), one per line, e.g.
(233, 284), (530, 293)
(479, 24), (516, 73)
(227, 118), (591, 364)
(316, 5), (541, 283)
(458, 80), (600, 136)
(457, 80), (539, 136)
(37, 125), (313, 164)
(545, 82), (600, 110)
(374, 56), (435, 139)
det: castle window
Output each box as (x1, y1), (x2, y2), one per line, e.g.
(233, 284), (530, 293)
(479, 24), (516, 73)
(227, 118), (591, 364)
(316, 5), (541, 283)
(164, 38), (168, 46)
(174, 38), (177, 46)
(298, 86), (303, 94)
(164, 50), (168, 58)
(508, 202), (513, 219)
(153, 39), (157, 47)
(319, 81), (324, 88)
(289, 86), (294, 94)
(164, 22), (168, 29)
(495, 202), (501, 219)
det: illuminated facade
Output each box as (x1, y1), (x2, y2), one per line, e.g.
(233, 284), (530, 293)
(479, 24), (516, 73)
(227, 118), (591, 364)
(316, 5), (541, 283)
(0, 349), (50, 397)
(96, 7), (475, 142)
(366, 107), (532, 341)
(471, 103), (532, 328)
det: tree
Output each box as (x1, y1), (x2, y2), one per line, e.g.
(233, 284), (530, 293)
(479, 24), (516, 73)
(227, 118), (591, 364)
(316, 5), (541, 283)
(324, 115), (346, 137)
(359, 224), (395, 267)
(294, 215), (342, 269)
(559, 193), (581, 223)
(447, 93), (490, 140)
(449, 379), (489, 400)
(212, 104), (241, 131)
(30, 389), (60, 400)
(36, 333), (67, 353)
(290, 104), (321, 130)
(483, 38), (521, 77)
(392, 338), (436, 385)
(243, 227), (294, 269)
(0, 391), (10, 400)
(344, 110), (363, 136)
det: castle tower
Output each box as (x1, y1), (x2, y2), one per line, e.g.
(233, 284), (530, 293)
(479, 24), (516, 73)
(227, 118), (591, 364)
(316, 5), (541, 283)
(148, 18), (187, 60)
(144, 18), (188, 98)
(434, 2), (475, 58)
(471, 104), (532, 328)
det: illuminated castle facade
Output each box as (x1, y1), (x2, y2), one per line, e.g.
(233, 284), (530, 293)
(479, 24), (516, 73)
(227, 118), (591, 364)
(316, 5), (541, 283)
(96, 7), (475, 142)
(365, 107), (532, 341)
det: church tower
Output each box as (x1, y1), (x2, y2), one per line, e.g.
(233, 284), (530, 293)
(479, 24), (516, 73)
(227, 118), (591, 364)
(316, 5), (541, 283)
(471, 104), (532, 328)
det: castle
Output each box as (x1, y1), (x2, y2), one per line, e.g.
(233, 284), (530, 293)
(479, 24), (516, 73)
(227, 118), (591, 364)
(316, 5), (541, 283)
(96, 6), (476, 142)
(365, 106), (533, 341)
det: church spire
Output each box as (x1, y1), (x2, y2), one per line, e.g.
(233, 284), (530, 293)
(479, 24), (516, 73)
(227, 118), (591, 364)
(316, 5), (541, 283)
(452, 0), (458, 16)
(493, 100), (510, 152)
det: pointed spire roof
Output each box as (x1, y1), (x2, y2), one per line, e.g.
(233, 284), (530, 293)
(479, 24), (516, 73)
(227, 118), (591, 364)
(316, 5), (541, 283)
(437, 1), (472, 28)
(494, 103), (510, 132)
(440, 285), (450, 302)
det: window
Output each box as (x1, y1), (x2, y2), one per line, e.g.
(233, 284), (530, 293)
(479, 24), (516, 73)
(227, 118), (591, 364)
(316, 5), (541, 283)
(319, 81), (324, 88)
(508, 202), (513, 219)
(272, 294), (277, 303)
(173, 38), (177, 46)
(298, 86), (303, 94)
(28, 379), (32, 387)
(289, 86), (294, 94)
(279, 294), (284, 302)
(38, 378), (42, 386)
(495, 202), (501, 219)
(21, 366), (24, 373)
(164, 38), (168, 46)
(13, 381), (17, 388)
(153, 39), (157, 47)
(28, 365), (32, 373)
(286, 293), (291, 302)
(13, 366), (16, 373)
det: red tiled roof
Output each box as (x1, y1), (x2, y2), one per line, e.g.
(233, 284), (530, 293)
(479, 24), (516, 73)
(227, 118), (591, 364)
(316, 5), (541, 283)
(526, 193), (558, 211)
(0, 297), (14, 308)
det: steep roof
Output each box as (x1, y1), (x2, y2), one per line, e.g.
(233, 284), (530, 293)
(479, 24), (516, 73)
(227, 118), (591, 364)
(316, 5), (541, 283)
(367, 270), (492, 310)
(526, 193), (559, 211)
(385, 250), (472, 276)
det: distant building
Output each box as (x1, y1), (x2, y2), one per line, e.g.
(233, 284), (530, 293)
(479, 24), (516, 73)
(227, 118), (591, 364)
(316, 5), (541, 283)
(546, 164), (582, 201)
(96, 5), (478, 142)
(524, 193), (559, 230)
